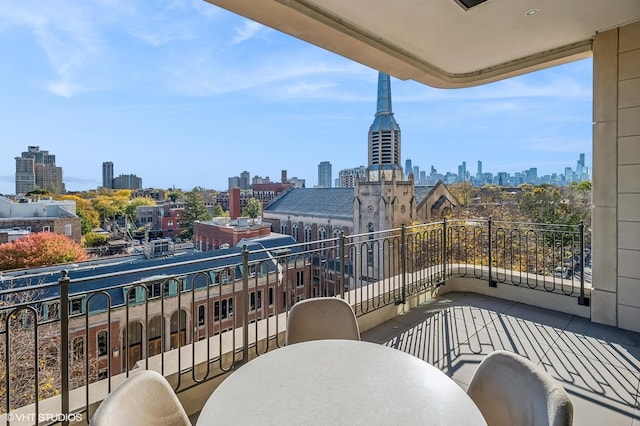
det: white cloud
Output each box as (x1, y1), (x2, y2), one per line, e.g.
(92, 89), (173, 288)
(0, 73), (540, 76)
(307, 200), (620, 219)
(232, 20), (267, 44)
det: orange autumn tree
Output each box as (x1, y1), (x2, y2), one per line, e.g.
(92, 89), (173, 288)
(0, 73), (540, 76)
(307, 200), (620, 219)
(0, 232), (88, 271)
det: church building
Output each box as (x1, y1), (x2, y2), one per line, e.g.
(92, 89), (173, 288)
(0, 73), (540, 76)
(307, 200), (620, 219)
(262, 72), (457, 244)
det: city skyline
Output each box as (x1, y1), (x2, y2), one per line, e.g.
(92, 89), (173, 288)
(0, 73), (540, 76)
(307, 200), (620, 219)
(0, 1), (592, 195)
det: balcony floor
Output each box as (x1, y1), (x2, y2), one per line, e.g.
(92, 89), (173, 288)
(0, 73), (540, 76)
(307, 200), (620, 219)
(361, 291), (640, 426)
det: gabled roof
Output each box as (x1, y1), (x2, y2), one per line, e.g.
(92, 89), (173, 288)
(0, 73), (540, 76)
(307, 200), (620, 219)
(264, 188), (355, 220)
(414, 186), (435, 205)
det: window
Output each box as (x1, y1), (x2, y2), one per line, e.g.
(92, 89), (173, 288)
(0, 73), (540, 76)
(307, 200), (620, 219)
(221, 300), (228, 319)
(268, 287), (274, 306)
(97, 331), (108, 357)
(98, 369), (108, 380)
(304, 225), (312, 250)
(198, 305), (205, 326)
(250, 292), (256, 311)
(42, 302), (59, 320)
(228, 298), (233, 317)
(280, 223), (288, 234)
(318, 227), (327, 252)
(296, 271), (304, 288)
(333, 229), (342, 257)
(292, 224), (299, 241)
(43, 225), (50, 232)
(70, 298), (84, 315)
(64, 224), (72, 236)
(126, 287), (145, 304)
(73, 337), (85, 358)
(214, 301), (220, 321)
(248, 264), (257, 277)
(257, 290), (262, 309)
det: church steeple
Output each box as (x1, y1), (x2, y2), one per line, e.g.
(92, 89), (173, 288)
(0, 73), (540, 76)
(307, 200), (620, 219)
(368, 72), (403, 181)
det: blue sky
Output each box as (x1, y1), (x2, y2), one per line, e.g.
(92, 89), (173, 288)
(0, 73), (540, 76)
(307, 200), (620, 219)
(0, 0), (593, 195)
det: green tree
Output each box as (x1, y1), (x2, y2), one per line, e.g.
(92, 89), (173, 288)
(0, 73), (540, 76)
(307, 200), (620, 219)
(242, 198), (262, 218)
(168, 191), (182, 202)
(83, 232), (110, 247)
(213, 204), (226, 217)
(180, 189), (213, 240)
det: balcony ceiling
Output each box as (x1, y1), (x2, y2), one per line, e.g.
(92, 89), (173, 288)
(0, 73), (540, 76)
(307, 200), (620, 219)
(205, 0), (640, 88)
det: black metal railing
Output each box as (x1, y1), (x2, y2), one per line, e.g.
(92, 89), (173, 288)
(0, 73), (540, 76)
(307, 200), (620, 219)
(0, 219), (589, 424)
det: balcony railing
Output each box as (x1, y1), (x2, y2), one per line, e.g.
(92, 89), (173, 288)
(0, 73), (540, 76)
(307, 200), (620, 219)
(0, 219), (590, 424)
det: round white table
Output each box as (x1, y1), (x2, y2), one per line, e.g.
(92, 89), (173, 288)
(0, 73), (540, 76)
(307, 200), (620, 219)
(197, 339), (486, 425)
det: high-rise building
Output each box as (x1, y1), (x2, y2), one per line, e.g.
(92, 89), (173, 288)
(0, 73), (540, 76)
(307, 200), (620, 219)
(338, 166), (366, 187)
(15, 146), (64, 195)
(477, 161), (482, 175)
(102, 162), (114, 189)
(112, 174), (142, 190)
(405, 158), (413, 179)
(318, 161), (332, 188)
(367, 73), (402, 181)
(458, 161), (467, 182)
(240, 171), (251, 190)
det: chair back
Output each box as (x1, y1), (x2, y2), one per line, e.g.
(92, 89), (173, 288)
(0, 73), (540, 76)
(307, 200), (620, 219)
(286, 297), (360, 345)
(467, 350), (573, 426)
(90, 370), (190, 426)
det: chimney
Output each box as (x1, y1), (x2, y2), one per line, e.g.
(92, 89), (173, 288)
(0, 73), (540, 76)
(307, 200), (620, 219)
(281, 170), (287, 183)
(229, 187), (241, 219)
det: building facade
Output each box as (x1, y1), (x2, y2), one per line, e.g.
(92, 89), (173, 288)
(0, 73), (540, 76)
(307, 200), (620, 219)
(0, 196), (81, 243)
(102, 162), (114, 189)
(317, 161), (332, 188)
(15, 146), (64, 195)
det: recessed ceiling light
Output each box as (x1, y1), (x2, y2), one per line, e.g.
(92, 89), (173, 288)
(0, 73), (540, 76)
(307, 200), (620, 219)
(525, 8), (539, 16)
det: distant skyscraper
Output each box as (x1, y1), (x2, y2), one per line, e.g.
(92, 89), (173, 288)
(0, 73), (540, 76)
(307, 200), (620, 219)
(477, 161), (482, 175)
(405, 158), (413, 179)
(240, 171), (251, 190)
(318, 161), (332, 188)
(112, 174), (142, 190)
(15, 146), (64, 195)
(338, 166), (366, 187)
(367, 73), (402, 181)
(102, 161), (114, 189)
(458, 162), (467, 182)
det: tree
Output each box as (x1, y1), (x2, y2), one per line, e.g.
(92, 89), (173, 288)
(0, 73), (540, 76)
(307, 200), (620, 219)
(0, 285), (97, 412)
(92, 195), (126, 221)
(59, 195), (100, 235)
(242, 198), (262, 219)
(180, 190), (213, 240)
(213, 204), (226, 217)
(0, 233), (88, 271)
(84, 232), (110, 247)
(167, 191), (182, 202)
(448, 182), (478, 207)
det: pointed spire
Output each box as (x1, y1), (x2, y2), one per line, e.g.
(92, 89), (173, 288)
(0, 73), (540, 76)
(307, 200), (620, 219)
(376, 72), (393, 114)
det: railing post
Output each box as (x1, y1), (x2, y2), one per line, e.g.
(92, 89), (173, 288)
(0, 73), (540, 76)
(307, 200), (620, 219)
(242, 246), (250, 364)
(441, 219), (447, 285)
(400, 224), (406, 304)
(488, 218), (496, 287)
(339, 233), (346, 299)
(578, 221), (589, 306)
(59, 270), (70, 426)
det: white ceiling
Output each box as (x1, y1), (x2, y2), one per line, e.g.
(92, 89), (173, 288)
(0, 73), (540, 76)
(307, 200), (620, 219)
(205, 0), (640, 88)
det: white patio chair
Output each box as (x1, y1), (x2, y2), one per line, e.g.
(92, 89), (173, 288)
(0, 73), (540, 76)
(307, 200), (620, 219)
(467, 350), (573, 426)
(90, 369), (190, 426)
(286, 297), (360, 345)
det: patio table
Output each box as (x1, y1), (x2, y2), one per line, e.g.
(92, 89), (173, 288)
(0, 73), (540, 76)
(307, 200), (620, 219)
(196, 339), (486, 425)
